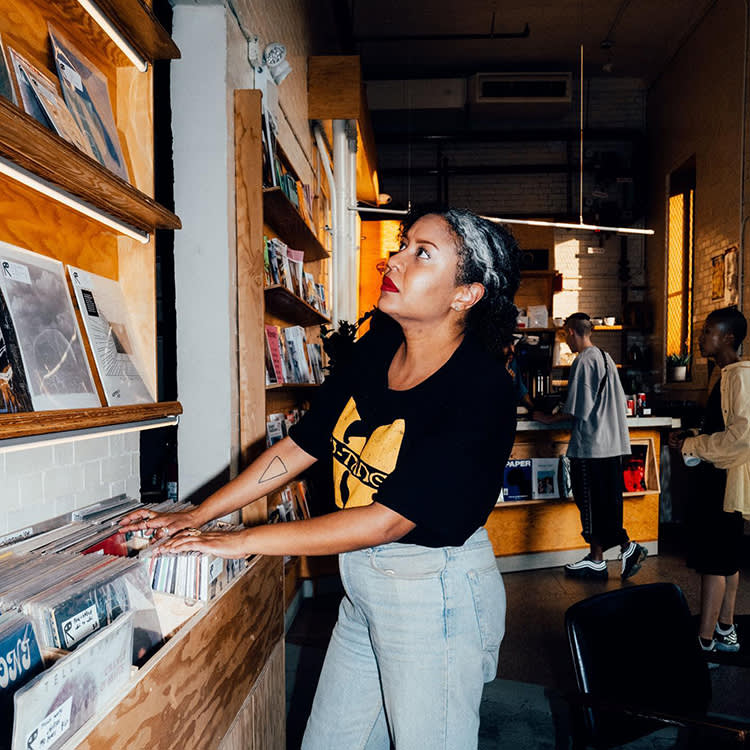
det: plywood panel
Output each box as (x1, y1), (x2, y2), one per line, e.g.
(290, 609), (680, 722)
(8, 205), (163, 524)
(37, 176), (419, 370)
(234, 90), (266, 468)
(251, 640), (286, 750)
(0, 175), (118, 275)
(486, 494), (659, 556)
(218, 641), (285, 750)
(76, 554), (284, 750)
(307, 56), (362, 120)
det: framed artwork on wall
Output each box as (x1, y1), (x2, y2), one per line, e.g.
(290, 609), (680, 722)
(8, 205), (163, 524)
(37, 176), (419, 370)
(711, 253), (725, 301)
(724, 245), (739, 306)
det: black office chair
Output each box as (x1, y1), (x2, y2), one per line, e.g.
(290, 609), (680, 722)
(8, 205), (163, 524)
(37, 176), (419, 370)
(565, 582), (750, 748)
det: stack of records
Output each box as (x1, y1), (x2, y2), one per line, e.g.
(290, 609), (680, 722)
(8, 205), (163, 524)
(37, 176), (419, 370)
(140, 520), (247, 602)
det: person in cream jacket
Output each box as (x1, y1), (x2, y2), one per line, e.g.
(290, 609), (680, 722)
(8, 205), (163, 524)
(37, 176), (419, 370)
(670, 306), (750, 655)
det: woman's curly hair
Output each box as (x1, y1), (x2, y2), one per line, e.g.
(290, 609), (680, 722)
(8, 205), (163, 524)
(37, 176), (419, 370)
(400, 205), (521, 358)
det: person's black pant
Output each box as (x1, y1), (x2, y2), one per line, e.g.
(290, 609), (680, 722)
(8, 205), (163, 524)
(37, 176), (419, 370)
(569, 456), (628, 551)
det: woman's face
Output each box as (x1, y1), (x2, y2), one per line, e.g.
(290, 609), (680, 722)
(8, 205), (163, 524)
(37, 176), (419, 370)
(377, 214), (465, 326)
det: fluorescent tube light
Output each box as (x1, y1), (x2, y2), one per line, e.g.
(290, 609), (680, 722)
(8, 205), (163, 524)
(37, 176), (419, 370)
(0, 156), (150, 244)
(350, 205), (653, 236)
(482, 216), (654, 236)
(0, 415), (179, 454)
(75, 0), (149, 73)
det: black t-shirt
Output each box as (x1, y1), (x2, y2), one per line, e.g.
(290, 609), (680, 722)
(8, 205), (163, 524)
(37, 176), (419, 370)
(289, 320), (517, 547)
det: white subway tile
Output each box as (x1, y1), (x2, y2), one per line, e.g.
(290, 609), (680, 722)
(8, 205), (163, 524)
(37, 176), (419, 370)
(5, 446), (53, 477)
(74, 436), (110, 463)
(53, 442), (75, 466)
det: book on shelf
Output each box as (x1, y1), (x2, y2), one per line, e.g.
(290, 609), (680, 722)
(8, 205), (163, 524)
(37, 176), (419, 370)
(67, 266), (154, 405)
(0, 287), (33, 414)
(0, 241), (100, 410)
(281, 325), (313, 384)
(272, 239), (294, 294)
(48, 24), (130, 182)
(307, 342), (324, 384)
(0, 34), (16, 105)
(531, 457), (560, 500)
(264, 324), (286, 383)
(499, 458), (532, 502)
(286, 248), (305, 299)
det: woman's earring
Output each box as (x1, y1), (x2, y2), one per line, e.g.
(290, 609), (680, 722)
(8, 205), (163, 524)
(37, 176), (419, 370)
(451, 304), (461, 311)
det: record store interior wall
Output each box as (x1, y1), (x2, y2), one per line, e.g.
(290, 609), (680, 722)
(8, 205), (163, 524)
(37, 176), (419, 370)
(170, 0), (321, 504)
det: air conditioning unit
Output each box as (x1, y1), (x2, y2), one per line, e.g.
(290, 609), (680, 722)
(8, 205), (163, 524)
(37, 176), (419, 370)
(469, 72), (572, 117)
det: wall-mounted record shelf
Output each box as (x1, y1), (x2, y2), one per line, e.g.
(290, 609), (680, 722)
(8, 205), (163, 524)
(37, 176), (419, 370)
(0, 401), (183, 441)
(26, 0), (179, 66)
(262, 187), (328, 262)
(265, 383), (320, 392)
(0, 99), (181, 233)
(264, 285), (330, 327)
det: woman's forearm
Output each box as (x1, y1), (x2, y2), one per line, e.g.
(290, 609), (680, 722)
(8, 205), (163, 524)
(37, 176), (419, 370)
(192, 436), (317, 524)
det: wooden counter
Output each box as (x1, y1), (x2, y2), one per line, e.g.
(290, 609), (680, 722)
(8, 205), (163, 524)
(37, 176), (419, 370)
(485, 417), (676, 571)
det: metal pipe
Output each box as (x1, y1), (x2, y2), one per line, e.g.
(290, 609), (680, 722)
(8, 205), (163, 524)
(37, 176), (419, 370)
(333, 119), (349, 325)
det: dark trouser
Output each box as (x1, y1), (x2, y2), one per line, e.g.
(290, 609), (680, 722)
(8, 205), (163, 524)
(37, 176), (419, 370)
(569, 456), (629, 552)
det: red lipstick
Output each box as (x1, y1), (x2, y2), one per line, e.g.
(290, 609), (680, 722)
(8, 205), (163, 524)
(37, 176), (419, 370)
(381, 276), (399, 292)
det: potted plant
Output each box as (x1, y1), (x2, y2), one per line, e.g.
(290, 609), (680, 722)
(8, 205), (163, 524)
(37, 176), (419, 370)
(666, 352), (690, 382)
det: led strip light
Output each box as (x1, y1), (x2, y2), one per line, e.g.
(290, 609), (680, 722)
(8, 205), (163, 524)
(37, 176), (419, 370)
(0, 156), (151, 244)
(75, 0), (149, 73)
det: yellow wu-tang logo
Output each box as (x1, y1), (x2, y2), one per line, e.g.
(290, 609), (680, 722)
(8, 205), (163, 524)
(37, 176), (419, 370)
(331, 397), (405, 508)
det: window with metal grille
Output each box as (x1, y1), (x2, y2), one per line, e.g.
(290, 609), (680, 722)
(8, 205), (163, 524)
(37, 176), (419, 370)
(666, 162), (695, 372)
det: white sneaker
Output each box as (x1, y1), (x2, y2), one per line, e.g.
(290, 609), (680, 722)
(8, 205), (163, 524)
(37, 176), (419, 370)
(564, 556), (608, 580)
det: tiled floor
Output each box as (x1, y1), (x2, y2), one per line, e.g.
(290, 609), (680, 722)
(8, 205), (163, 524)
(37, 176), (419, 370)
(285, 527), (750, 749)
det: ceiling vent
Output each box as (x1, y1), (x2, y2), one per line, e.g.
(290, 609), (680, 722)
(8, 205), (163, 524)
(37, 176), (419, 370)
(469, 72), (572, 117)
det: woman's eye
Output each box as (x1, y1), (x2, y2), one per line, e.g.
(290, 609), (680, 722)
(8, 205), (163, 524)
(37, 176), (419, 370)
(416, 246), (430, 259)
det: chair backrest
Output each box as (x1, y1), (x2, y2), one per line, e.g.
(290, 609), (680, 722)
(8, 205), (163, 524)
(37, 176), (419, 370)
(565, 582), (711, 747)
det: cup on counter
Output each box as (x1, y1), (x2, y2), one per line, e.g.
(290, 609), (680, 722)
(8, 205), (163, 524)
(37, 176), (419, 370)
(552, 317), (564, 327)
(683, 454), (701, 467)
(603, 316), (616, 326)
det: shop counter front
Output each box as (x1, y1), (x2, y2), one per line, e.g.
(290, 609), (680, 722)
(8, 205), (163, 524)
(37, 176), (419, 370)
(486, 417), (678, 572)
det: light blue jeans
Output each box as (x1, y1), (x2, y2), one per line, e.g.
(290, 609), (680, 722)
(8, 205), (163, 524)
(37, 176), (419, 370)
(301, 527), (506, 750)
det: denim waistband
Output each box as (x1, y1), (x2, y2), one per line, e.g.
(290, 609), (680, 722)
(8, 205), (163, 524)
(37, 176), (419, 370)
(353, 526), (491, 559)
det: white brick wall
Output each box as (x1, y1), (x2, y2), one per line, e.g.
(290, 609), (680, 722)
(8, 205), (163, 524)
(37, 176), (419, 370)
(0, 432), (140, 537)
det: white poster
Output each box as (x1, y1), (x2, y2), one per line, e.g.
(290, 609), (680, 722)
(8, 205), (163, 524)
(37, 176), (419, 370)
(0, 242), (99, 411)
(68, 266), (153, 405)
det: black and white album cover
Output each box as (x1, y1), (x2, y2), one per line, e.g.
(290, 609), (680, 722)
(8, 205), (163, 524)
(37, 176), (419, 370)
(0, 242), (99, 411)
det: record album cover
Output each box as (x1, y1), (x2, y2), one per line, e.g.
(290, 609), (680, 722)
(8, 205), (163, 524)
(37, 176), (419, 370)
(6, 46), (92, 156)
(0, 35), (16, 105)
(0, 242), (99, 411)
(68, 266), (153, 405)
(48, 25), (129, 181)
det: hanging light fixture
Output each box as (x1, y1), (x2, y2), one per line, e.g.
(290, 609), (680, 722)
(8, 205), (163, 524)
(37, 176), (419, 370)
(351, 46), (653, 235)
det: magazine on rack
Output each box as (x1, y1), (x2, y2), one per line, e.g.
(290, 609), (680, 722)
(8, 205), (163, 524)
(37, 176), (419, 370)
(67, 266), (153, 405)
(531, 458), (560, 500)
(6, 46), (93, 156)
(0, 34), (17, 105)
(0, 242), (99, 410)
(48, 25), (129, 182)
(500, 458), (532, 502)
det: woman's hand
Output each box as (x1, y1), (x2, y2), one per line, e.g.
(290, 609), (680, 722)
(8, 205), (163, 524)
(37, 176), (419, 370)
(156, 528), (251, 558)
(119, 508), (201, 538)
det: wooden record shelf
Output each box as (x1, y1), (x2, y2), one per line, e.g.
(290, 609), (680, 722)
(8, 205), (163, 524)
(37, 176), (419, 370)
(0, 99), (181, 234)
(262, 187), (328, 262)
(0, 401), (182, 441)
(265, 383), (320, 392)
(26, 0), (179, 65)
(264, 285), (330, 327)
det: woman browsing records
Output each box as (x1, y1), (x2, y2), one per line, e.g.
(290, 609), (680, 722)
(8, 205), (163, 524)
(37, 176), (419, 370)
(121, 206), (521, 750)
